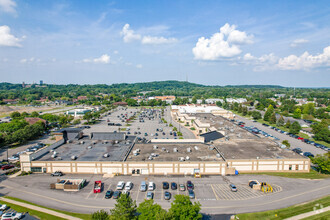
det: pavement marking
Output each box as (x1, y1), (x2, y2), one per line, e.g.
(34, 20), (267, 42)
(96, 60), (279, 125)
(161, 188), (164, 201)
(135, 189), (140, 201)
(85, 188), (94, 199)
(210, 184), (220, 200)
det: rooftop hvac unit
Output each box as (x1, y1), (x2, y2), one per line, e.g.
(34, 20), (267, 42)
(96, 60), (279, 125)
(87, 146), (92, 149)
(185, 156), (190, 160)
(178, 157), (185, 162)
(216, 154), (221, 158)
(173, 148), (178, 153)
(194, 146), (199, 150)
(136, 148), (140, 152)
(148, 156), (153, 160)
(208, 146), (214, 150)
(162, 147), (166, 151)
(79, 141), (85, 144)
(71, 155), (77, 160)
(115, 140), (118, 144)
(187, 148), (191, 153)
(93, 141), (97, 145)
(103, 141), (108, 144)
(153, 145), (158, 149)
(103, 153), (110, 158)
(67, 140), (73, 143)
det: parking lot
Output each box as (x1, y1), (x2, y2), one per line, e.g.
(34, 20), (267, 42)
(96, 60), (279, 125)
(234, 115), (327, 156)
(83, 106), (195, 141)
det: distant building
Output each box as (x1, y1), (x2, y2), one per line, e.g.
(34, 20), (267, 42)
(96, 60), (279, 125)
(275, 94), (286, 98)
(2, 99), (19, 104)
(113, 101), (128, 106)
(77, 96), (88, 101)
(205, 98), (223, 104)
(40, 80), (43, 85)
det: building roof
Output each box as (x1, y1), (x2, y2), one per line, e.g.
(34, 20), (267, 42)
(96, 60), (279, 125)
(113, 102), (128, 106)
(90, 132), (126, 141)
(200, 131), (224, 142)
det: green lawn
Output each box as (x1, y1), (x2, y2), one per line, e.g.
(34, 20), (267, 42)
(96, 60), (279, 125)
(240, 170), (330, 179)
(0, 200), (67, 220)
(301, 210), (330, 220)
(236, 196), (330, 220)
(4, 196), (92, 220)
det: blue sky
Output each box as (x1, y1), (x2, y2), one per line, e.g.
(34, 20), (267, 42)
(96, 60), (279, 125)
(0, 0), (329, 87)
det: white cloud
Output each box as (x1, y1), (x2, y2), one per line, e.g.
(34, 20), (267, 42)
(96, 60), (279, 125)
(0, 0), (16, 14)
(82, 54), (110, 64)
(20, 57), (41, 64)
(192, 23), (253, 60)
(136, 64), (143, 68)
(278, 46), (330, 70)
(121, 23), (177, 45)
(290, 39), (309, 47)
(121, 24), (141, 43)
(242, 53), (278, 71)
(0, 25), (23, 47)
(141, 36), (177, 44)
(113, 50), (119, 54)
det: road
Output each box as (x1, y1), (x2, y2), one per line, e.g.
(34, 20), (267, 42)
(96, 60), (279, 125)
(235, 115), (326, 155)
(0, 174), (329, 215)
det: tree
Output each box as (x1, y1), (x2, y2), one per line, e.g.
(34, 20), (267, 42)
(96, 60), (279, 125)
(191, 97), (197, 104)
(30, 111), (40, 118)
(137, 199), (167, 220)
(167, 195), (202, 220)
(289, 121), (301, 135)
(83, 112), (93, 123)
(303, 103), (315, 115)
(311, 120), (330, 143)
(10, 111), (21, 119)
(269, 113), (277, 124)
(285, 120), (291, 128)
(276, 115), (285, 127)
(263, 105), (274, 122)
(251, 111), (262, 120)
(311, 152), (330, 174)
(126, 98), (138, 106)
(92, 210), (109, 220)
(72, 119), (81, 125)
(293, 108), (302, 119)
(215, 101), (222, 107)
(242, 106), (248, 116)
(282, 140), (290, 148)
(109, 194), (137, 220)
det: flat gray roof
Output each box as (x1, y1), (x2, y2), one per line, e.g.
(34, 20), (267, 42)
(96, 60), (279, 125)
(36, 136), (136, 162)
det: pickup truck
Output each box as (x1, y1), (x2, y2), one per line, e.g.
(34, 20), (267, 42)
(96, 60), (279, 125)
(94, 181), (102, 193)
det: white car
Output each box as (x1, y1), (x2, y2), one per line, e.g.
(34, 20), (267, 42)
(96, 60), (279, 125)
(0, 204), (7, 211)
(125, 182), (133, 190)
(116, 181), (125, 190)
(148, 182), (155, 191)
(1, 212), (22, 220)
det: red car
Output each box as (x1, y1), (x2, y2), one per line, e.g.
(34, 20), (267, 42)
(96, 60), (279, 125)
(240, 125), (245, 127)
(1, 164), (14, 170)
(297, 137), (304, 140)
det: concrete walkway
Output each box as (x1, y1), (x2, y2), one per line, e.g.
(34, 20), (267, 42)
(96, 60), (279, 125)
(0, 197), (82, 220)
(285, 206), (330, 220)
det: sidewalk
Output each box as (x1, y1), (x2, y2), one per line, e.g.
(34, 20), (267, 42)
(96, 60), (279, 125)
(285, 206), (330, 220)
(0, 197), (82, 220)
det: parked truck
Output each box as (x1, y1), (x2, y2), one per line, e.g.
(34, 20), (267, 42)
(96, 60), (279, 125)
(94, 181), (102, 193)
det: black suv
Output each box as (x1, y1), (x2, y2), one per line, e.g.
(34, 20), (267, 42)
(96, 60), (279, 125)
(162, 182), (169, 189)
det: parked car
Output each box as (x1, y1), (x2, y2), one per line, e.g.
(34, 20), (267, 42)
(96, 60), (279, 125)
(171, 182), (177, 190)
(303, 152), (314, 158)
(116, 181), (125, 190)
(51, 171), (63, 176)
(292, 148), (303, 154)
(148, 182), (155, 191)
(146, 192), (154, 200)
(113, 191), (121, 199)
(105, 190), (113, 199)
(140, 181), (147, 192)
(125, 182), (133, 190)
(122, 190), (130, 196)
(164, 191), (171, 200)
(162, 182), (169, 189)
(1, 165), (14, 170)
(1, 212), (22, 220)
(179, 184), (185, 191)
(188, 190), (195, 199)
(249, 181), (257, 188)
(0, 204), (7, 211)
(229, 184), (237, 192)
(187, 181), (194, 190)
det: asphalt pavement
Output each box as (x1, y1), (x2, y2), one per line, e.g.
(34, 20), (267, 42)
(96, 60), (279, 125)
(235, 115), (326, 155)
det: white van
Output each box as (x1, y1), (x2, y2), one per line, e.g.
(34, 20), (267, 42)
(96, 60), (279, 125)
(148, 182), (155, 191)
(125, 182), (133, 190)
(140, 181), (147, 191)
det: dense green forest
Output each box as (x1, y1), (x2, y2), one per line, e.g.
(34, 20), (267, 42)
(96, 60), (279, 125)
(0, 81), (329, 103)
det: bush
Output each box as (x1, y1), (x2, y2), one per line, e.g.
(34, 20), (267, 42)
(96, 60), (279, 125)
(19, 171), (33, 176)
(190, 127), (196, 130)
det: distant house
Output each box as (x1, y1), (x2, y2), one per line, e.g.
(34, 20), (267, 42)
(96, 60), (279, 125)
(77, 96), (88, 101)
(113, 102), (128, 106)
(2, 99), (19, 104)
(54, 100), (72, 105)
(25, 117), (46, 125)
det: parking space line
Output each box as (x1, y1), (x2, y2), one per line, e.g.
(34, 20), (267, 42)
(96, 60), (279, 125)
(85, 188), (94, 199)
(135, 189), (140, 201)
(161, 188), (163, 200)
(210, 184), (220, 200)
